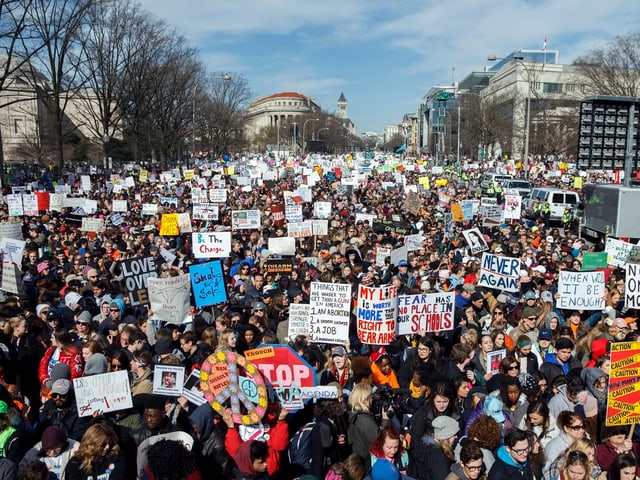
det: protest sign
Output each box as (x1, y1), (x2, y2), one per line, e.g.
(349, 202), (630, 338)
(0, 238), (26, 265)
(148, 274), (191, 324)
(192, 202), (219, 221)
(182, 369), (206, 406)
(189, 260), (228, 308)
(313, 201), (332, 219)
(111, 199), (127, 213)
(22, 194), (38, 216)
(120, 257), (158, 306)
(487, 349), (507, 375)
(462, 228), (489, 255)
(311, 219), (328, 236)
(110, 213), (124, 226)
(177, 213), (192, 233)
(451, 203), (464, 222)
(372, 220), (411, 235)
(557, 270), (606, 310)
(6, 194), (23, 216)
(403, 191), (422, 215)
(606, 237), (634, 268)
(477, 253), (520, 292)
(480, 205), (504, 226)
(287, 221), (313, 238)
(48, 193), (64, 212)
(582, 252), (608, 271)
(159, 213), (179, 236)
(232, 210), (261, 230)
(396, 292), (454, 335)
(460, 200), (477, 220)
(503, 194), (522, 220)
(245, 345), (317, 411)
(309, 282), (351, 344)
(606, 341), (640, 426)
(1, 261), (23, 294)
(356, 284), (398, 345)
(73, 370), (133, 417)
(406, 234), (423, 251)
(153, 365), (185, 396)
(265, 259), (294, 275)
(141, 203), (158, 216)
(208, 188), (227, 203)
(285, 204), (303, 223)
(626, 264), (640, 309)
(80, 217), (104, 232)
(0, 222), (23, 241)
(627, 245), (640, 265)
(191, 231), (231, 259)
(287, 303), (311, 341)
(159, 248), (176, 266)
(376, 247), (391, 267)
(268, 237), (296, 256)
(390, 246), (408, 267)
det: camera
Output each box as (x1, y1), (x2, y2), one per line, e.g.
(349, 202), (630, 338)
(371, 384), (401, 420)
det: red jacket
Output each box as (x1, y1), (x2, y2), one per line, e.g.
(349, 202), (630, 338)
(38, 345), (84, 384)
(225, 419), (289, 477)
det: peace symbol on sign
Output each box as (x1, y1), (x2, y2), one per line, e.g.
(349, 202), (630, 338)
(200, 350), (268, 425)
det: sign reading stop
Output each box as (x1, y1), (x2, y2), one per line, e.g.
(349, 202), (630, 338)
(244, 344), (316, 411)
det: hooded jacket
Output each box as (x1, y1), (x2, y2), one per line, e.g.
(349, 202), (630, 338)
(445, 462), (473, 480)
(488, 445), (534, 480)
(231, 440), (269, 480)
(188, 403), (229, 477)
(581, 367), (607, 408)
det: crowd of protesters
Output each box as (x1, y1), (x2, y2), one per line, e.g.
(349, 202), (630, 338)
(0, 158), (636, 480)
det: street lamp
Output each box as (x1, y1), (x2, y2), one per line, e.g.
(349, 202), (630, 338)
(102, 133), (110, 171)
(302, 118), (319, 153)
(192, 74), (231, 164)
(291, 122), (298, 154)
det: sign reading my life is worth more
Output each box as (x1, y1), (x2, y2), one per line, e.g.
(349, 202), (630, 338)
(606, 341), (640, 426)
(357, 284), (398, 345)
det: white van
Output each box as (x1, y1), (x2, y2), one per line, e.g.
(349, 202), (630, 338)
(523, 187), (580, 221)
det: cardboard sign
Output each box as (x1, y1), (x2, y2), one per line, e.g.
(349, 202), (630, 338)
(309, 282), (352, 344)
(356, 284), (398, 345)
(606, 341), (640, 426)
(148, 274), (191, 324)
(406, 234), (423, 251)
(396, 292), (455, 335)
(182, 369), (206, 406)
(73, 370), (133, 417)
(285, 205), (303, 223)
(625, 264), (640, 309)
(22, 194), (38, 216)
(120, 257), (158, 306)
(191, 231), (231, 259)
(1, 261), (24, 294)
(189, 260), (228, 308)
(159, 213), (179, 236)
(287, 303), (311, 341)
(477, 253), (520, 292)
(557, 270), (606, 310)
(311, 219), (328, 236)
(376, 247), (391, 267)
(606, 238), (633, 268)
(6, 194), (23, 216)
(462, 228), (489, 255)
(450, 203), (464, 222)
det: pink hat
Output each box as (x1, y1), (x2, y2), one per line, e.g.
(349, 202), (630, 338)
(37, 262), (49, 274)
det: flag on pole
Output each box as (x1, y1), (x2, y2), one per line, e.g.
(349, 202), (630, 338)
(543, 37), (548, 50)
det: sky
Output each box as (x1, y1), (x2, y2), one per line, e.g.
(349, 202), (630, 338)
(139, 0), (639, 135)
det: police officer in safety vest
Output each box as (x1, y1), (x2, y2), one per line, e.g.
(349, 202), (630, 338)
(0, 401), (20, 464)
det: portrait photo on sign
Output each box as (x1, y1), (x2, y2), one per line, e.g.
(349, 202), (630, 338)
(153, 365), (185, 396)
(182, 369), (206, 406)
(487, 349), (507, 375)
(462, 227), (489, 255)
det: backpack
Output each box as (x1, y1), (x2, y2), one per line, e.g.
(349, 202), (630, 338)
(288, 420), (317, 471)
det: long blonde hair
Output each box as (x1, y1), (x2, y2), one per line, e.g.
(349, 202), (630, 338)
(75, 424), (120, 473)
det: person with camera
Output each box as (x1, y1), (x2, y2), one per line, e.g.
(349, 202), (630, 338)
(348, 384), (391, 463)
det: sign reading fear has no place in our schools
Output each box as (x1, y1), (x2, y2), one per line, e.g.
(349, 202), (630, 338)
(606, 341), (640, 426)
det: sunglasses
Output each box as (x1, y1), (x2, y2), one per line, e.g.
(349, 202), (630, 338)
(75, 321), (89, 326)
(508, 365), (520, 371)
(51, 393), (67, 399)
(568, 424), (585, 431)
(110, 309), (119, 312)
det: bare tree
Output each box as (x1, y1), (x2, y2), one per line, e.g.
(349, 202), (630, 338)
(573, 31), (640, 97)
(20, 0), (95, 168)
(459, 94), (512, 159)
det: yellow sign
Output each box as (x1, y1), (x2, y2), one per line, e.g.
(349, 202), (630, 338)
(139, 169), (148, 183)
(183, 169), (195, 180)
(159, 214), (179, 236)
(574, 176), (583, 189)
(418, 176), (431, 190)
(451, 203), (464, 223)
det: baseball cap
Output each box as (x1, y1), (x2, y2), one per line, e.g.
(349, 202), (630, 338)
(51, 379), (71, 396)
(540, 291), (554, 303)
(398, 260), (408, 267)
(538, 327), (553, 341)
(523, 290), (537, 301)
(462, 284), (476, 294)
(331, 346), (347, 357)
(252, 301), (266, 311)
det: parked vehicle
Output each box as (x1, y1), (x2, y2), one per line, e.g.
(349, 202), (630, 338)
(582, 183), (640, 241)
(503, 179), (533, 198)
(523, 187), (580, 221)
(479, 173), (513, 192)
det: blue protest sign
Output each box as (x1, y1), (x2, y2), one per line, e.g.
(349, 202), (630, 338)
(189, 260), (228, 308)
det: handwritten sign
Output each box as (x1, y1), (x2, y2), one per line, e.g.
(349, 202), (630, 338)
(189, 260), (228, 308)
(0, 222), (23, 241)
(287, 221), (313, 238)
(160, 213), (179, 236)
(191, 231), (231, 259)
(396, 292), (455, 335)
(606, 238), (634, 268)
(148, 274), (191, 324)
(192, 203), (219, 221)
(141, 203), (158, 216)
(356, 284), (398, 345)
(557, 270), (605, 310)
(503, 194), (522, 220)
(6, 195), (23, 216)
(287, 303), (311, 341)
(112, 200), (127, 212)
(73, 370), (133, 417)
(80, 217), (104, 232)
(313, 201), (332, 219)
(477, 253), (520, 292)
(309, 282), (351, 344)
(626, 264), (640, 309)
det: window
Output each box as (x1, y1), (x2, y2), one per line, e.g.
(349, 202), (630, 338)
(552, 193), (564, 203)
(543, 83), (563, 94)
(14, 118), (24, 134)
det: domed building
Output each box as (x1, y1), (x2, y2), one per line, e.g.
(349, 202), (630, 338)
(244, 91), (322, 146)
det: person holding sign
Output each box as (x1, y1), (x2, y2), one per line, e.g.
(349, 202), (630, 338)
(596, 426), (640, 476)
